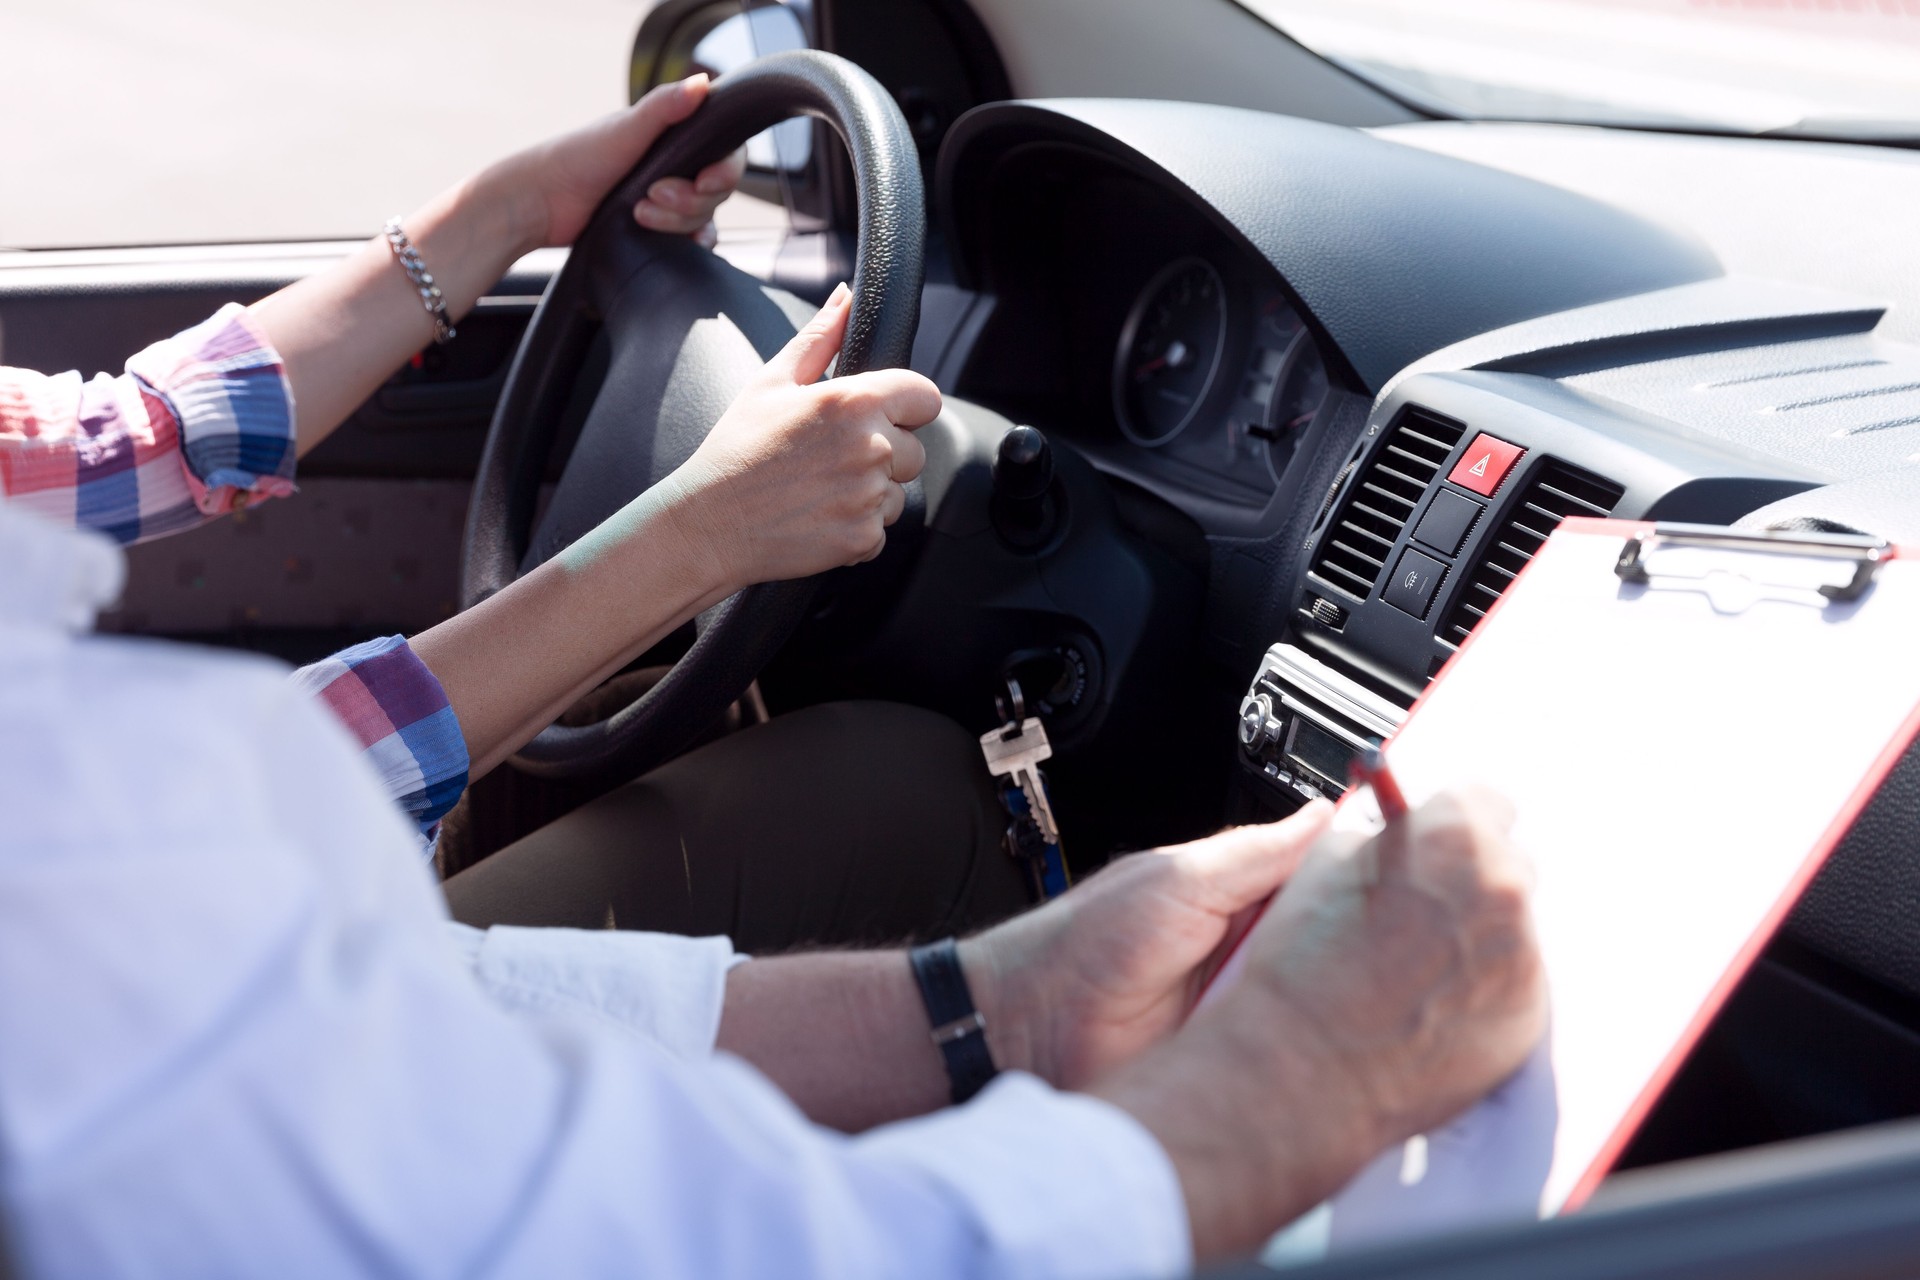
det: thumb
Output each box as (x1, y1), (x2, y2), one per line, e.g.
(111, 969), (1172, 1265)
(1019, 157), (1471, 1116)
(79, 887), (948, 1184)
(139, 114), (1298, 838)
(1174, 800), (1336, 913)
(626, 72), (711, 143)
(764, 282), (853, 385)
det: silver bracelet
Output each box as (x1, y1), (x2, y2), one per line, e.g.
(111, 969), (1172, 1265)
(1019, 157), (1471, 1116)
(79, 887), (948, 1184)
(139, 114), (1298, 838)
(382, 217), (457, 345)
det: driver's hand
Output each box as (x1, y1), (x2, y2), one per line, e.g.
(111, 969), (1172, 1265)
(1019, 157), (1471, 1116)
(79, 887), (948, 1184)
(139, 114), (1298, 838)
(670, 283), (940, 590)
(961, 801), (1336, 1089)
(502, 74), (745, 252)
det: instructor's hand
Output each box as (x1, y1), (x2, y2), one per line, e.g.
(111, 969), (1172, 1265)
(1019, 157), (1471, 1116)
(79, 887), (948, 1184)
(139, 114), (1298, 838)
(1236, 786), (1546, 1148)
(1088, 788), (1546, 1261)
(964, 801), (1335, 1089)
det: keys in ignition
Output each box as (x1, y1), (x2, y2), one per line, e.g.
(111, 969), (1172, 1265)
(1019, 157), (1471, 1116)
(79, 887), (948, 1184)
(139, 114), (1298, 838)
(980, 716), (1061, 846)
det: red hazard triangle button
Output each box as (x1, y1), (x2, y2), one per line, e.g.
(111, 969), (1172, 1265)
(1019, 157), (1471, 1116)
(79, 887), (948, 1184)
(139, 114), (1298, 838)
(1447, 433), (1525, 497)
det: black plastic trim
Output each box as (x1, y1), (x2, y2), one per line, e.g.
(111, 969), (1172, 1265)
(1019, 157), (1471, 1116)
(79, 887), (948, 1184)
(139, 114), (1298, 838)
(939, 100), (1722, 392)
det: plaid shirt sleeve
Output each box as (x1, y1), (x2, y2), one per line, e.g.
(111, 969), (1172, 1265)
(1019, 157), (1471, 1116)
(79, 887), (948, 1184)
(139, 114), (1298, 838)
(0, 303), (296, 544)
(3, 307), (467, 850)
(290, 636), (472, 855)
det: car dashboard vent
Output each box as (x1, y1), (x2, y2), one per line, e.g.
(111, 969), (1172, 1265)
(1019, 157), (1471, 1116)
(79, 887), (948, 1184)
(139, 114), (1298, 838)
(1438, 459), (1625, 649)
(1309, 408), (1466, 601)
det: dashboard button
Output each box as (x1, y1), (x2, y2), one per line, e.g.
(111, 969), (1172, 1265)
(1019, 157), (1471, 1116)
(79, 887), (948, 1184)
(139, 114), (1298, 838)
(1414, 489), (1483, 556)
(1383, 548), (1447, 619)
(1448, 433), (1525, 496)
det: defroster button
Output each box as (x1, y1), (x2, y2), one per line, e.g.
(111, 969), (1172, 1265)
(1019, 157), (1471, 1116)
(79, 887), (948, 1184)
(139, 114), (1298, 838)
(1383, 547), (1447, 619)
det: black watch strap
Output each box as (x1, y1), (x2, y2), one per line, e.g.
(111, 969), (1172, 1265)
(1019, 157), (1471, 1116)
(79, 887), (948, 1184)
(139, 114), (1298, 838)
(908, 937), (998, 1105)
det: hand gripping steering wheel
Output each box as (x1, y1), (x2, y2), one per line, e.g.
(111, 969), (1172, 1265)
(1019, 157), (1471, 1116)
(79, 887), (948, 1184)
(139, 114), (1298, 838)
(459, 51), (925, 779)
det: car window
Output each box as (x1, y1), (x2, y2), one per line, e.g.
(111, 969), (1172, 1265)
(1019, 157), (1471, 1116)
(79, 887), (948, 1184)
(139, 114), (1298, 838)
(0, 0), (657, 250)
(1243, 0), (1920, 138)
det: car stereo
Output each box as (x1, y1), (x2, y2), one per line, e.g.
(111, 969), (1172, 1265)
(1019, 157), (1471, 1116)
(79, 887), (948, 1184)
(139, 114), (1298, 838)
(1236, 643), (1406, 805)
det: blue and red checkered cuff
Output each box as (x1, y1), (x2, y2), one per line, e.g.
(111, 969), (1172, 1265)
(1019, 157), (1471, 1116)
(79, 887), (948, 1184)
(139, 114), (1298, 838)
(124, 303), (297, 517)
(291, 635), (470, 856)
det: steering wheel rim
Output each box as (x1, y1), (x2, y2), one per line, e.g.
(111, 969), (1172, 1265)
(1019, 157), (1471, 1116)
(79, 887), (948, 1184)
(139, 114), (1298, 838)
(459, 50), (925, 779)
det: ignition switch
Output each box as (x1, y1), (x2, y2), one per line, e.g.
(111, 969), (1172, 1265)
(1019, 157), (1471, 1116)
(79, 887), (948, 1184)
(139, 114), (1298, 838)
(1003, 643), (1094, 720)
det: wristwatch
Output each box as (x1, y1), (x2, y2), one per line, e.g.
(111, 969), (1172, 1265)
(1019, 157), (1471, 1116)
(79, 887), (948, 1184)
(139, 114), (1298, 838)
(908, 937), (999, 1104)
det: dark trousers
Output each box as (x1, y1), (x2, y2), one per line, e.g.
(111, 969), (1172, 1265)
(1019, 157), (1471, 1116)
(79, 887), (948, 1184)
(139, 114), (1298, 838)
(442, 702), (1033, 953)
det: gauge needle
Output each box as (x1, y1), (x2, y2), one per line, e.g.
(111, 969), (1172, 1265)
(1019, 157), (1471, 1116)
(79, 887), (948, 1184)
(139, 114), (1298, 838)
(1134, 340), (1192, 381)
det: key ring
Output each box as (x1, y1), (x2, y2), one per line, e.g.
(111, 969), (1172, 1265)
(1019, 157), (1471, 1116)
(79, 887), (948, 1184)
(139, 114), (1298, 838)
(994, 677), (1028, 729)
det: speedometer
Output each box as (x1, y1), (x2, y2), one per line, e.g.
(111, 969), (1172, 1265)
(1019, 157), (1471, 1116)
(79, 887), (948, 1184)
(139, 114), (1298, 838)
(1112, 257), (1228, 447)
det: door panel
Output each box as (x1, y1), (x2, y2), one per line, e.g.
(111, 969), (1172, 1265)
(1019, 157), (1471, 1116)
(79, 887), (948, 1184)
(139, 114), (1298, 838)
(95, 477), (471, 647)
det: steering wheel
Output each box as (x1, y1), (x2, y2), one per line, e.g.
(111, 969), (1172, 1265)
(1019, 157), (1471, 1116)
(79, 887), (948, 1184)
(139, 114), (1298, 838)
(460, 51), (925, 780)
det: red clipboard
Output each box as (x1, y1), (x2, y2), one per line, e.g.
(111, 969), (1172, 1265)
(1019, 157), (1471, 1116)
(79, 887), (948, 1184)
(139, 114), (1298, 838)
(1202, 519), (1920, 1248)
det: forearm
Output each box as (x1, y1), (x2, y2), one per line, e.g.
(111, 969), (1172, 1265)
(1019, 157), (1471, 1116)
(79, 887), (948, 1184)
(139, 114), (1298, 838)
(716, 950), (952, 1132)
(714, 925), (1062, 1134)
(408, 475), (732, 779)
(718, 950), (1373, 1256)
(247, 78), (733, 460)
(247, 166), (539, 457)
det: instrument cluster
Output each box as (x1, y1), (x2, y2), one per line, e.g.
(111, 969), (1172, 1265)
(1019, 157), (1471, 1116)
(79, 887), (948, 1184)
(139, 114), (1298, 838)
(1109, 255), (1330, 503)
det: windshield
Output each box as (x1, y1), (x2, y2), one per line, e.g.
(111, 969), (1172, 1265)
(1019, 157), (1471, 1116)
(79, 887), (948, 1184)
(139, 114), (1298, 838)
(1241, 0), (1920, 139)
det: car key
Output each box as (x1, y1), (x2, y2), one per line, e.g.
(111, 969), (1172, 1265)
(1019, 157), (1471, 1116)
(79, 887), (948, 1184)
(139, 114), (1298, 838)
(980, 716), (1062, 846)
(980, 707), (1071, 898)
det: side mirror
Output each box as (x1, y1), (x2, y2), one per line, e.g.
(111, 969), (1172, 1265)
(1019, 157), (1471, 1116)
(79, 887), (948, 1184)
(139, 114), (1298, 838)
(630, 0), (814, 190)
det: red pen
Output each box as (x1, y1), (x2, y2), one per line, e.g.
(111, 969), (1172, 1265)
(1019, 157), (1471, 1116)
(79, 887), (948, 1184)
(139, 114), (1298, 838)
(1350, 745), (1409, 823)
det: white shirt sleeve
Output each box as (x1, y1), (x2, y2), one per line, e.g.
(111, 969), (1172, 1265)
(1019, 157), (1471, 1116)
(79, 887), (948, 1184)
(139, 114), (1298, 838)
(0, 630), (1192, 1280)
(443, 921), (746, 1061)
(860, 1072), (1192, 1280)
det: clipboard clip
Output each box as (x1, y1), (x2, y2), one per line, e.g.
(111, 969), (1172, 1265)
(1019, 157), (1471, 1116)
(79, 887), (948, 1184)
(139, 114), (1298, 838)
(1614, 523), (1892, 603)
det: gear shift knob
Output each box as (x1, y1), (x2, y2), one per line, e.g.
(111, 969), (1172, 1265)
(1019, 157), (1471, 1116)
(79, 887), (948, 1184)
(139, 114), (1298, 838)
(991, 425), (1059, 549)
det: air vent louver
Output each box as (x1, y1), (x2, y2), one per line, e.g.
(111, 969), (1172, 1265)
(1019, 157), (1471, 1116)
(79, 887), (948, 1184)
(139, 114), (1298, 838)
(1309, 408), (1466, 601)
(1438, 459), (1625, 649)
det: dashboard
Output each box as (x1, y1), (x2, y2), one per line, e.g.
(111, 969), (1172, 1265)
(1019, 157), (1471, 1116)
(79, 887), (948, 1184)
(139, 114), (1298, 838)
(904, 96), (1920, 1021)
(936, 99), (1919, 697)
